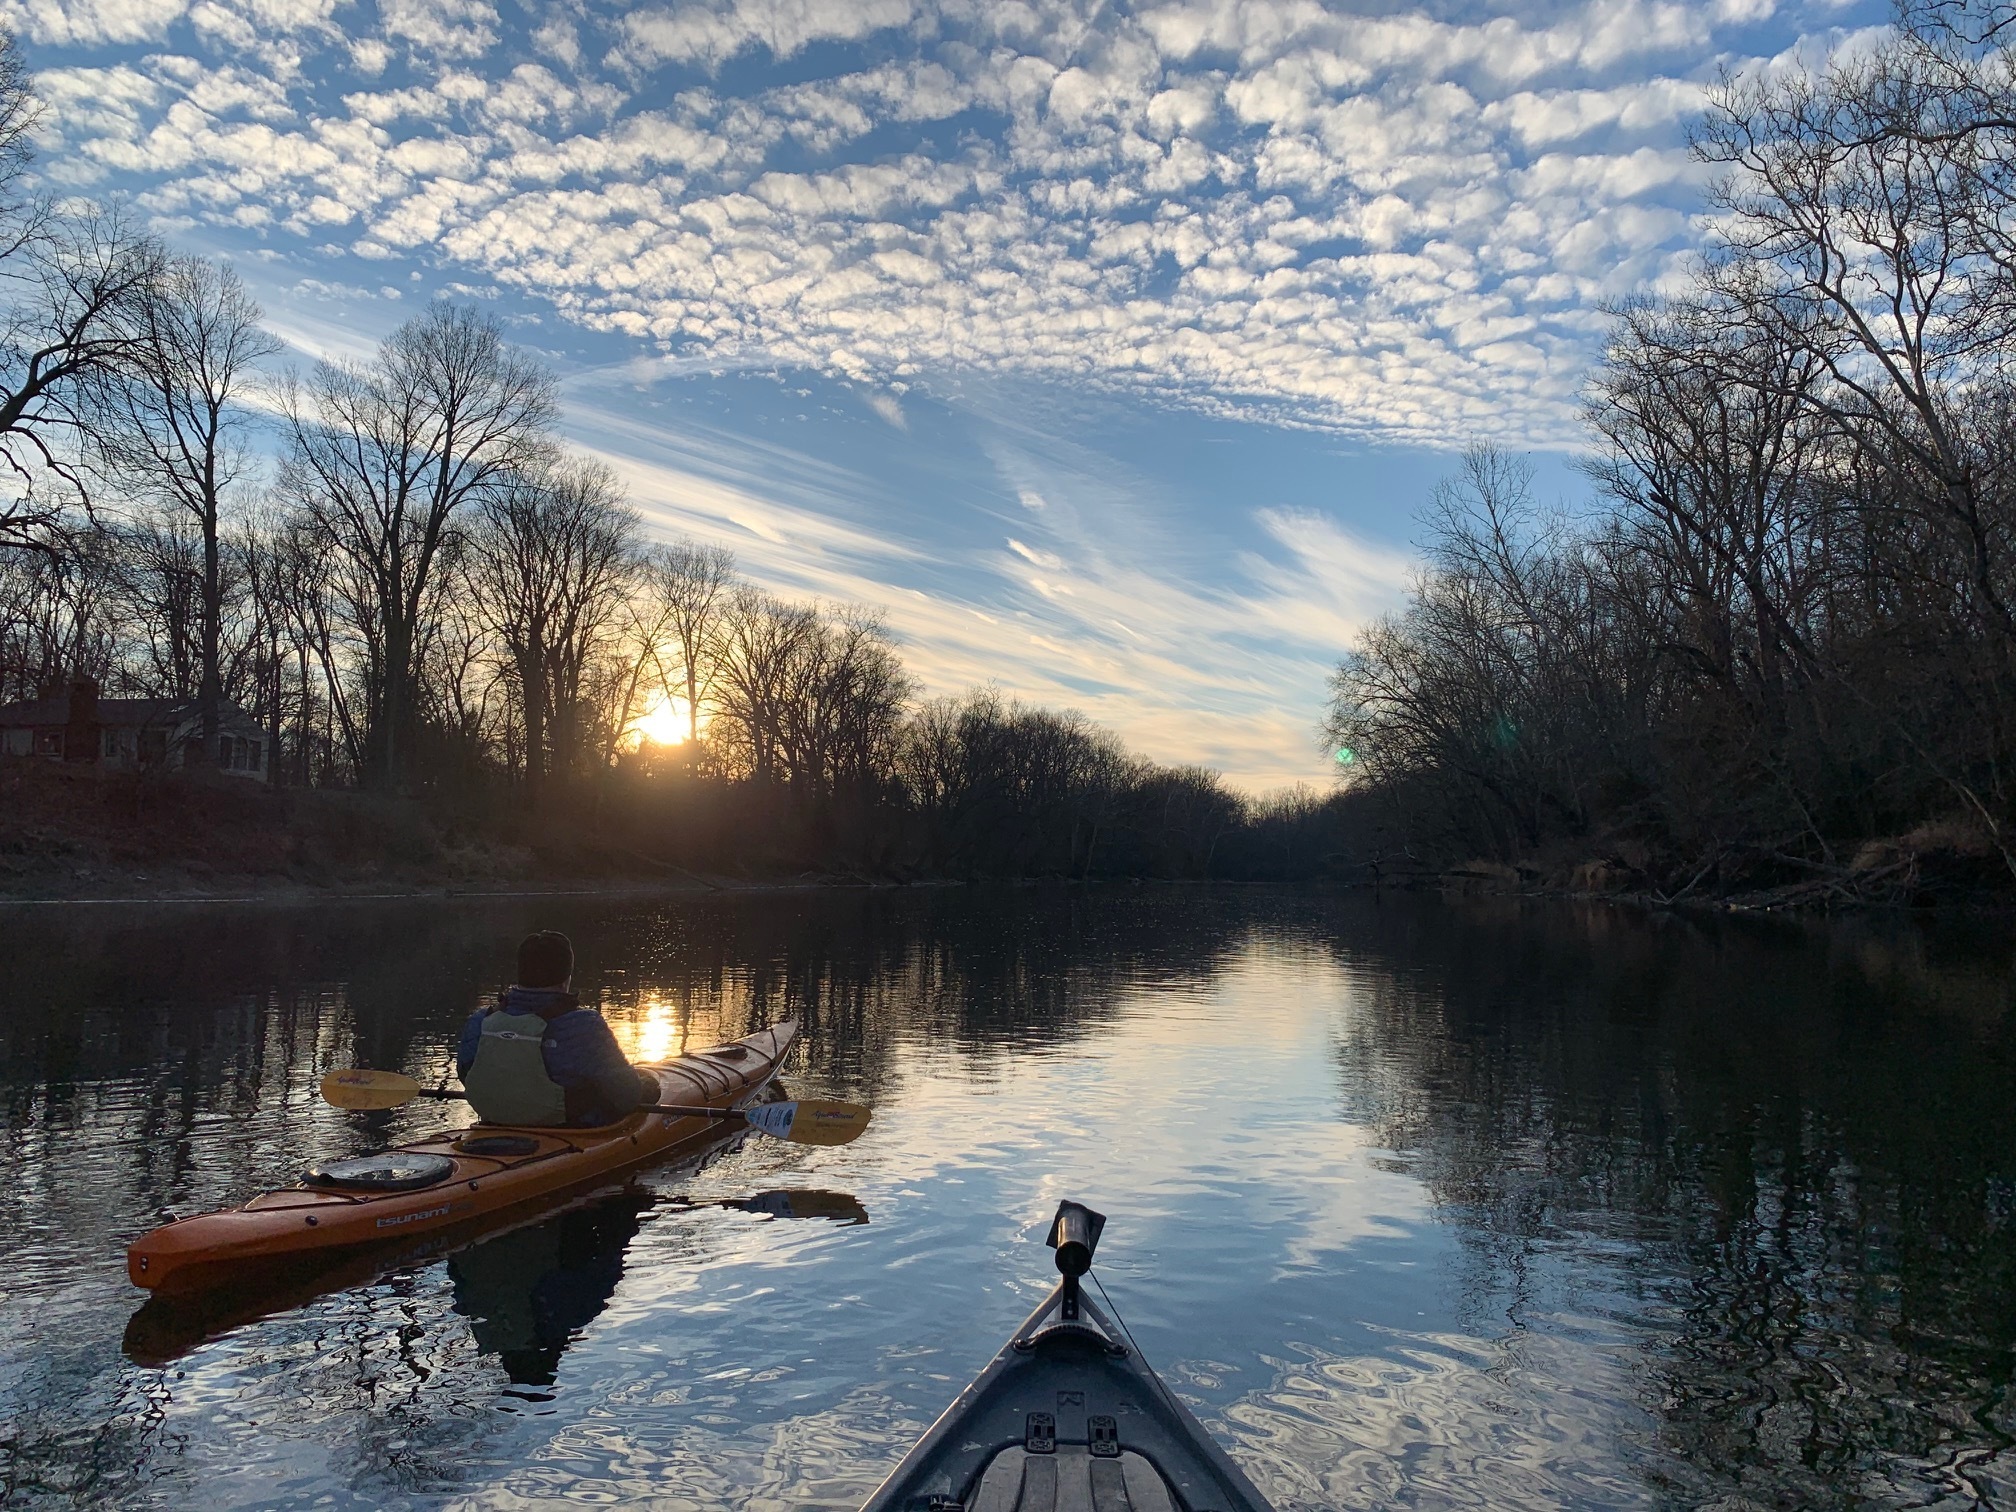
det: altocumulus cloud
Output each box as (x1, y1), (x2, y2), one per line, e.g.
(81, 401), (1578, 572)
(17, 0), (1871, 443)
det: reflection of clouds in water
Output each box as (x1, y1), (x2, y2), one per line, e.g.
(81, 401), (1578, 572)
(494, 1381), (924, 1510)
(1223, 1326), (1651, 1512)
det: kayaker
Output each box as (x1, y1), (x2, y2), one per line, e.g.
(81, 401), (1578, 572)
(455, 931), (660, 1127)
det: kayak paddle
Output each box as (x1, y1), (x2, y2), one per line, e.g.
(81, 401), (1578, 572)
(318, 1068), (870, 1146)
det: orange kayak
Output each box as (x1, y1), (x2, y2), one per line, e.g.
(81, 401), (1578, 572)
(128, 1019), (798, 1294)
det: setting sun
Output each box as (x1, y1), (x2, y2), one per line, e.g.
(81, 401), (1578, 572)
(630, 694), (691, 747)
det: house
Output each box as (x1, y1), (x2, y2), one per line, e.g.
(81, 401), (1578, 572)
(0, 677), (271, 780)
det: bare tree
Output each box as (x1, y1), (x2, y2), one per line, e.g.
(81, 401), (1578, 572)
(107, 512), (203, 701)
(0, 35), (167, 552)
(89, 257), (278, 763)
(1584, 297), (1835, 713)
(709, 591), (912, 796)
(711, 589), (820, 787)
(639, 540), (736, 746)
(468, 455), (639, 800)
(0, 516), (123, 700)
(281, 304), (556, 788)
(0, 205), (167, 555)
(1697, 41), (2016, 650)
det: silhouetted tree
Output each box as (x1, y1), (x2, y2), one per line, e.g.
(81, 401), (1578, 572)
(280, 304), (556, 790)
(468, 456), (638, 800)
(88, 257), (277, 765)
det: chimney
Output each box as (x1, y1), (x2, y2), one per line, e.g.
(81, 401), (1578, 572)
(65, 676), (99, 763)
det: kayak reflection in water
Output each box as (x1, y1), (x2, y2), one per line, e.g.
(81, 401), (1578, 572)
(450, 1188), (869, 1389)
(456, 931), (661, 1128)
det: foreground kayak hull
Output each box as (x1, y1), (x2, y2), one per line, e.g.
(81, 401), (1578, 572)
(127, 1019), (797, 1294)
(859, 1275), (1275, 1512)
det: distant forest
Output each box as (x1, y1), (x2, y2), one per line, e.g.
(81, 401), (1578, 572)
(1325, 1), (2016, 903)
(0, 33), (1338, 885)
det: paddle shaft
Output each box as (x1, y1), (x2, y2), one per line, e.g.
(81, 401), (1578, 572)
(412, 1087), (752, 1120)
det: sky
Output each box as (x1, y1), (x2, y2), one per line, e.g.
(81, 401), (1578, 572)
(9, 0), (1887, 789)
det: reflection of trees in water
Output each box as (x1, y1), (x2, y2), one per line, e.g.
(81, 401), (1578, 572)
(0, 887), (1255, 1503)
(586, 887), (1260, 1094)
(0, 889), (1255, 1234)
(1323, 898), (2016, 1507)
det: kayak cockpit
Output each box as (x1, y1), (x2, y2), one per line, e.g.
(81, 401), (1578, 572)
(860, 1201), (1274, 1512)
(968, 1444), (1180, 1512)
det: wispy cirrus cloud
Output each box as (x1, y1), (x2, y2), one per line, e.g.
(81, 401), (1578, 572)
(559, 380), (1410, 790)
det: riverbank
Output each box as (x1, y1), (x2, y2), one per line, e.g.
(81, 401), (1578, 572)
(10, 760), (2009, 910)
(1413, 822), (2016, 913)
(0, 760), (862, 902)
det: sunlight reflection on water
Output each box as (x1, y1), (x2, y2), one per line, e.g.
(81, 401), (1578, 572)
(0, 890), (2011, 1509)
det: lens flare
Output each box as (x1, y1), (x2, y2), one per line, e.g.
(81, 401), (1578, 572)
(1334, 747), (1356, 765)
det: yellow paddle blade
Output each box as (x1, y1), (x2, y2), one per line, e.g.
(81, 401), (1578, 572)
(320, 1068), (423, 1111)
(742, 1098), (872, 1146)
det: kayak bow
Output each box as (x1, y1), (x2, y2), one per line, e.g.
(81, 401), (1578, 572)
(859, 1200), (1276, 1512)
(127, 1019), (798, 1294)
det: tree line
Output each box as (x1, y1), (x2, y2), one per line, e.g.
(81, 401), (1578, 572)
(1325, 0), (2016, 898)
(0, 32), (1349, 883)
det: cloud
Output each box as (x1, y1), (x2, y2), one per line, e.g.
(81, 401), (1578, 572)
(4, 0), (187, 46)
(864, 390), (907, 428)
(1006, 537), (1062, 569)
(617, 0), (920, 71)
(25, 0), (1847, 450)
(379, 0), (499, 59)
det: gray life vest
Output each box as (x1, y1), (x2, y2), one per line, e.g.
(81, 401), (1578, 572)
(463, 1009), (568, 1126)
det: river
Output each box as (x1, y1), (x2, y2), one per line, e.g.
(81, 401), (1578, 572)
(0, 888), (2010, 1509)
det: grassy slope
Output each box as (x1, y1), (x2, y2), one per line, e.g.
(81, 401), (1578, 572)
(0, 759), (547, 898)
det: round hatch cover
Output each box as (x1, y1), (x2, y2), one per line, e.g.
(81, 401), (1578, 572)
(303, 1152), (456, 1191)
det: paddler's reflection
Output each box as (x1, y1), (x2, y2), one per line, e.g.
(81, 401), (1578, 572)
(450, 1195), (645, 1387)
(448, 1188), (868, 1387)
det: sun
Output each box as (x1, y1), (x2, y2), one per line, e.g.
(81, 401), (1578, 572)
(630, 694), (689, 747)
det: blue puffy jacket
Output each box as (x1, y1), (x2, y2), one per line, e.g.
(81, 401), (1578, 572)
(456, 987), (646, 1126)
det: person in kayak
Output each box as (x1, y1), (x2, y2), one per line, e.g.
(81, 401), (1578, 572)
(456, 931), (660, 1127)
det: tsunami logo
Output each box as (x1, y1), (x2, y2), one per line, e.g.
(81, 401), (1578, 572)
(377, 1204), (452, 1229)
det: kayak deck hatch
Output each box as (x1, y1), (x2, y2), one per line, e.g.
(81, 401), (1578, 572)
(859, 1200), (1276, 1512)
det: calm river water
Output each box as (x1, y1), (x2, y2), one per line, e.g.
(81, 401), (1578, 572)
(0, 888), (2011, 1510)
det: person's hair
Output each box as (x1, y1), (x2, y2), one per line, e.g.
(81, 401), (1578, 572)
(516, 931), (574, 989)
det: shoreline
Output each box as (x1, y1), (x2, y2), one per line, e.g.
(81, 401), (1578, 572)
(5, 870), (2011, 912)
(0, 873), (964, 907)
(1376, 877), (2016, 917)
